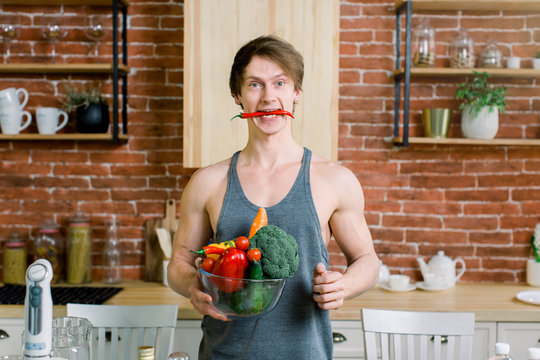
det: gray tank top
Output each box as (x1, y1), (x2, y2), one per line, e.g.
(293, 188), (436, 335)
(199, 148), (333, 360)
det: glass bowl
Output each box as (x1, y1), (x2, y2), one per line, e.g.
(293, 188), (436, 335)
(199, 268), (286, 319)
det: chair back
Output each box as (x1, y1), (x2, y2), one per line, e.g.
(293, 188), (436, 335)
(361, 308), (475, 360)
(67, 303), (178, 360)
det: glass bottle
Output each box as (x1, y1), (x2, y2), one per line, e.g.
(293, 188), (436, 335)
(168, 352), (190, 360)
(480, 39), (502, 68)
(67, 212), (92, 284)
(488, 342), (512, 360)
(529, 347), (540, 360)
(412, 18), (435, 67)
(2, 231), (27, 285)
(138, 346), (155, 360)
(102, 219), (122, 284)
(34, 219), (65, 283)
(450, 29), (475, 68)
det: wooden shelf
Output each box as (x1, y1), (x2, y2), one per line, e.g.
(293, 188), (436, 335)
(394, 0), (540, 11)
(0, 133), (128, 141)
(0, 0), (129, 6)
(393, 137), (540, 146)
(0, 63), (129, 74)
(394, 67), (540, 79)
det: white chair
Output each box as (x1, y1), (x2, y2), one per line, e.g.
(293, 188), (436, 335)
(361, 308), (475, 360)
(67, 303), (178, 360)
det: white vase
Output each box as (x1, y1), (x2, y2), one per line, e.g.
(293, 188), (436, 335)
(534, 58), (540, 69)
(461, 105), (499, 139)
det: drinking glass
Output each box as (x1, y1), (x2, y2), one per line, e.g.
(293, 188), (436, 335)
(85, 16), (106, 58)
(41, 23), (67, 63)
(1, 24), (18, 63)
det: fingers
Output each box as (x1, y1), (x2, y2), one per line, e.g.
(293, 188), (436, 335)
(313, 262), (326, 276)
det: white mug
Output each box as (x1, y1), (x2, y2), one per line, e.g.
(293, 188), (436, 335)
(0, 87), (29, 109)
(388, 274), (410, 290)
(36, 107), (69, 134)
(0, 105), (32, 134)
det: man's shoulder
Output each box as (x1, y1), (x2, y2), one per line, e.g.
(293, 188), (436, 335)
(187, 157), (232, 188)
(310, 153), (355, 178)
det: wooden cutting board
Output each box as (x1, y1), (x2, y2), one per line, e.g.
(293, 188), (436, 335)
(144, 199), (179, 282)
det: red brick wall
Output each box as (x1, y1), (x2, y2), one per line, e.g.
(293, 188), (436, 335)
(0, 0), (539, 284)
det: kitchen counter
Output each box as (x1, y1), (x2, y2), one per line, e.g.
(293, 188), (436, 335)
(1, 281), (539, 321)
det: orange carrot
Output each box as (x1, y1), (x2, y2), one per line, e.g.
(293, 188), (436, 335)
(248, 207), (268, 239)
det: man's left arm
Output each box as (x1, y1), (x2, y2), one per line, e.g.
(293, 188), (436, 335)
(312, 167), (379, 310)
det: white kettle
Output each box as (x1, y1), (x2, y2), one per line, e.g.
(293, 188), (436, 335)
(417, 250), (465, 288)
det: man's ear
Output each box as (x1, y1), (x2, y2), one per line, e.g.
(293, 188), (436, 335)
(293, 88), (302, 103)
(233, 94), (242, 106)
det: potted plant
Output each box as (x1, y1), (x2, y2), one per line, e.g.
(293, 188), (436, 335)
(534, 51), (540, 70)
(455, 71), (506, 139)
(62, 85), (109, 133)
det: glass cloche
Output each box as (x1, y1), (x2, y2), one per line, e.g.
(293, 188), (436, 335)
(412, 18), (435, 67)
(480, 39), (502, 68)
(450, 29), (475, 68)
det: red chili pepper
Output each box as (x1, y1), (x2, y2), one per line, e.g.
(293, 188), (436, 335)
(190, 246), (227, 256)
(211, 247), (248, 293)
(231, 110), (294, 120)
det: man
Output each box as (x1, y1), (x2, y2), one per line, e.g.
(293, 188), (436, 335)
(168, 35), (379, 359)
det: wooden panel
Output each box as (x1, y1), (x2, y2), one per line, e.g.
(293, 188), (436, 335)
(394, 0), (540, 11)
(184, 0), (339, 168)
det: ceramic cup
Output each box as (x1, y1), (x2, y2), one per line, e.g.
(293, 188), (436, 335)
(527, 259), (540, 287)
(36, 107), (69, 134)
(0, 87), (29, 109)
(507, 56), (520, 69)
(389, 274), (410, 290)
(0, 105), (32, 134)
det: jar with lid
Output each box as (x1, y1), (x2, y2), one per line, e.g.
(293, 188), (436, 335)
(412, 18), (435, 67)
(480, 39), (502, 68)
(67, 212), (92, 284)
(2, 231), (27, 284)
(450, 29), (475, 68)
(34, 219), (65, 283)
(138, 346), (155, 360)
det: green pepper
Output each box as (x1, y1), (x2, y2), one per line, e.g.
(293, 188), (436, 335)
(248, 261), (263, 280)
(230, 282), (273, 314)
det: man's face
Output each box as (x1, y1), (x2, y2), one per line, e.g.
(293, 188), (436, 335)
(235, 56), (301, 135)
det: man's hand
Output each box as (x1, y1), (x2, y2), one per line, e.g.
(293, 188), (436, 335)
(188, 279), (230, 322)
(312, 262), (345, 310)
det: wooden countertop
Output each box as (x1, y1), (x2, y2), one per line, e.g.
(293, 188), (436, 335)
(2, 281), (540, 322)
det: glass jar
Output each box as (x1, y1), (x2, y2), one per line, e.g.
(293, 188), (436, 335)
(3, 232), (27, 285)
(34, 219), (65, 283)
(480, 39), (502, 68)
(412, 18), (435, 67)
(66, 212), (92, 284)
(450, 29), (475, 68)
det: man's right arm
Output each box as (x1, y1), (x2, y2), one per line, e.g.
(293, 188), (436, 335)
(167, 167), (230, 321)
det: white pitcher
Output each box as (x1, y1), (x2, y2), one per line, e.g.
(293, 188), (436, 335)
(0, 87), (29, 109)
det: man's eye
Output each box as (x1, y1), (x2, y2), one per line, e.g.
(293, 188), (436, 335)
(249, 83), (260, 88)
(276, 80), (285, 86)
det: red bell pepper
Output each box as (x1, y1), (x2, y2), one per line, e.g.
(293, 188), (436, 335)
(211, 247), (248, 293)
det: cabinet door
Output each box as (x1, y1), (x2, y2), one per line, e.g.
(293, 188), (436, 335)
(184, 0), (339, 168)
(473, 322), (496, 360)
(173, 320), (203, 359)
(0, 318), (24, 356)
(497, 322), (540, 360)
(332, 320), (364, 359)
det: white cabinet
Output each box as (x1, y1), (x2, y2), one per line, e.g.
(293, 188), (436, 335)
(0, 318), (24, 356)
(332, 320), (364, 359)
(473, 322), (496, 360)
(497, 322), (540, 360)
(173, 320), (203, 359)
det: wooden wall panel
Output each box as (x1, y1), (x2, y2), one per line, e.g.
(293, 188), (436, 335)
(184, 0), (339, 168)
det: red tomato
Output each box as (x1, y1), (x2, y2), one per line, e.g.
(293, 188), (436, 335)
(201, 257), (216, 273)
(247, 248), (261, 262)
(235, 236), (250, 251)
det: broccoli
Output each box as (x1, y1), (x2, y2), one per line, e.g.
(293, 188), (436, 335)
(249, 225), (299, 279)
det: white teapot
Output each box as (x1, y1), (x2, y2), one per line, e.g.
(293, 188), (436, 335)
(417, 250), (465, 289)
